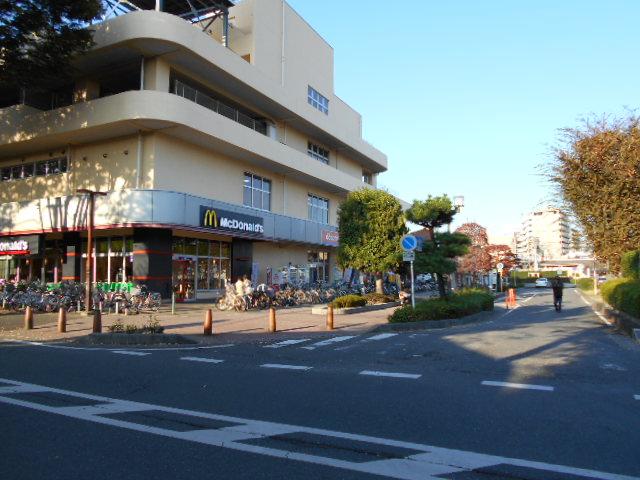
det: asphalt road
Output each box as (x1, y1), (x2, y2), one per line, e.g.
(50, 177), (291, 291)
(1, 288), (639, 480)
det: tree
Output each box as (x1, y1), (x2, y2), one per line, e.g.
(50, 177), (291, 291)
(406, 195), (469, 298)
(337, 189), (406, 294)
(550, 113), (640, 272)
(455, 222), (489, 247)
(455, 223), (491, 285)
(485, 244), (517, 275)
(0, 0), (103, 90)
(570, 228), (584, 252)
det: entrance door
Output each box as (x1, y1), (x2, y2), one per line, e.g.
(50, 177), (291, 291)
(172, 258), (196, 302)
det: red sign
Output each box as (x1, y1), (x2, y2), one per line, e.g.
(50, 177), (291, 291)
(0, 240), (29, 256)
(321, 230), (339, 245)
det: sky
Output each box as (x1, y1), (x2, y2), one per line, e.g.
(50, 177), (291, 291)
(285, 0), (639, 242)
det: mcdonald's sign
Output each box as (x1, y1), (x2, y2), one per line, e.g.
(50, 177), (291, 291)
(200, 206), (264, 235)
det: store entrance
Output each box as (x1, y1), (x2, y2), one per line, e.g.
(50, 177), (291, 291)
(172, 258), (196, 302)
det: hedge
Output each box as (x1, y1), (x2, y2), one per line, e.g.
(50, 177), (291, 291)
(363, 293), (396, 305)
(575, 278), (595, 291)
(620, 250), (640, 280)
(600, 278), (640, 319)
(331, 294), (366, 308)
(388, 288), (494, 323)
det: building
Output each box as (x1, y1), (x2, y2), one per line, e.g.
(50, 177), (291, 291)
(0, 0), (387, 300)
(514, 208), (570, 266)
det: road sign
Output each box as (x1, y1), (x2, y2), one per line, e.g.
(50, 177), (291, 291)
(496, 262), (504, 271)
(401, 235), (418, 252)
(403, 251), (415, 262)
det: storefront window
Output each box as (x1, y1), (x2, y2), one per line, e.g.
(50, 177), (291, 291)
(220, 258), (230, 287)
(172, 237), (184, 254)
(111, 238), (124, 254)
(209, 259), (220, 289)
(197, 240), (209, 256)
(96, 238), (109, 254)
(184, 238), (197, 255)
(110, 256), (125, 283)
(221, 243), (230, 258)
(197, 258), (209, 290)
(171, 238), (231, 295)
(95, 257), (108, 282)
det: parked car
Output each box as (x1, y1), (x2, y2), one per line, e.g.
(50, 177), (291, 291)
(535, 278), (551, 288)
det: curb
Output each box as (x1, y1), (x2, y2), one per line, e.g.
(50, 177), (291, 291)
(371, 309), (495, 333)
(74, 333), (197, 346)
(311, 302), (400, 316)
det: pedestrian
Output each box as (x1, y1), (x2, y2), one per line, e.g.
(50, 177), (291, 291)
(551, 276), (563, 312)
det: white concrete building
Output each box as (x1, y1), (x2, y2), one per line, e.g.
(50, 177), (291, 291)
(515, 208), (570, 266)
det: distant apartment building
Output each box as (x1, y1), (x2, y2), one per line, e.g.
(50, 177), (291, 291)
(515, 208), (570, 265)
(0, 0), (387, 299)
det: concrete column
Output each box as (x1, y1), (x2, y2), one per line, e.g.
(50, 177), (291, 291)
(143, 57), (171, 92)
(132, 228), (172, 298)
(61, 233), (81, 282)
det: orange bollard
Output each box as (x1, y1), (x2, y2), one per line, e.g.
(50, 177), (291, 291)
(268, 307), (276, 333)
(57, 308), (67, 333)
(204, 309), (213, 336)
(24, 306), (33, 330)
(326, 304), (334, 331)
(92, 309), (102, 333)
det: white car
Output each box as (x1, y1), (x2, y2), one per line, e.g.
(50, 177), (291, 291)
(535, 278), (551, 288)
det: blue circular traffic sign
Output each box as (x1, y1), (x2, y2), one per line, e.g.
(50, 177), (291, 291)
(401, 234), (418, 251)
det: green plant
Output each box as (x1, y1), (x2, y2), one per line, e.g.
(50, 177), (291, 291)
(107, 320), (124, 333)
(124, 324), (138, 334)
(388, 288), (493, 323)
(363, 293), (395, 305)
(600, 278), (640, 318)
(331, 294), (367, 308)
(620, 251), (640, 279)
(140, 317), (164, 334)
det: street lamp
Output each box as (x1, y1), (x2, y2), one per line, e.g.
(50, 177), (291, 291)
(77, 189), (107, 317)
(453, 195), (465, 213)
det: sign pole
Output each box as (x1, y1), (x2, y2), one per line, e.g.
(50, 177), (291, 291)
(410, 260), (415, 309)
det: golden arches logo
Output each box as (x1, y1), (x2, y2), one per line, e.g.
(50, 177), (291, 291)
(203, 209), (218, 228)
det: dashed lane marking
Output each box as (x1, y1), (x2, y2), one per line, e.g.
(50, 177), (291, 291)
(260, 364), (313, 371)
(301, 336), (356, 350)
(112, 351), (150, 357)
(0, 377), (634, 480)
(1, 340), (236, 352)
(264, 339), (310, 348)
(634, 395), (640, 400)
(180, 357), (224, 364)
(359, 370), (422, 380)
(482, 381), (554, 392)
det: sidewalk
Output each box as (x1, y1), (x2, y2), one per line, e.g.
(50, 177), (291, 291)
(0, 302), (400, 345)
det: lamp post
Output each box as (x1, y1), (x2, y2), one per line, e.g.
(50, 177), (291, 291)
(77, 189), (107, 314)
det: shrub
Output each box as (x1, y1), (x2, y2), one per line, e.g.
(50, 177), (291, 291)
(140, 317), (164, 334)
(107, 320), (124, 333)
(388, 288), (493, 323)
(620, 251), (640, 279)
(331, 294), (366, 308)
(363, 293), (395, 305)
(601, 278), (640, 318)
(575, 278), (595, 291)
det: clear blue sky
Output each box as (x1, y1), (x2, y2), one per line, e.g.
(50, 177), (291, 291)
(286, 0), (638, 240)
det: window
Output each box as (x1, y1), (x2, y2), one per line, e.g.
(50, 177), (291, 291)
(308, 86), (329, 114)
(308, 194), (329, 224)
(308, 142), (330, 164)
(362, 170), (373, 185)
(243, 172), (271, 211)
(0, 156), (68, 182)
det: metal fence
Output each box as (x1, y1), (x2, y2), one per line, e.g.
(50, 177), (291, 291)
(174, 80), (268, 135)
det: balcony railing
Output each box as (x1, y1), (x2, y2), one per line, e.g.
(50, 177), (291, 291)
(173, 80), (268, 136)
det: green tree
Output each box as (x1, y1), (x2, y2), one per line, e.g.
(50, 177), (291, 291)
(0, 0), (103, 90)
(550, 114), (640, 272)
(337, 189), (406, 294)
(406, 195), (469, 298)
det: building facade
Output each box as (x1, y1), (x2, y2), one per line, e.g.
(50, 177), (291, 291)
(0, 0), (387, 300)
(514, 208), (570, 266)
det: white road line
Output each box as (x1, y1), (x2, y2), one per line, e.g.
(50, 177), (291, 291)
(111, 351), (150, 357)
(1, 340), (236, 352)
(359, 370), (422, 379)
(264, 339), (310, 348)
(260, 363), (312, 371)
(363, 333), (398, 341)
(578, 293), (613, 326)
(180, 357), (224, 364)
(301, 336), (356, 350)
(482, 380), (554, 392)
(0, 377), (634, 480)
(634, 394), (640, 400)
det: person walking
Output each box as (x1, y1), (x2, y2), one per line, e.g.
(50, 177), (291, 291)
(551, 276), (564, 312)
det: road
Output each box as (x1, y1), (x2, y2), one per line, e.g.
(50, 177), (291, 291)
(1, 288), (639, 479)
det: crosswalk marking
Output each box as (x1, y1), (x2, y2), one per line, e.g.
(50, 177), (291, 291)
(363, 333), (398, 341)
(482, 381), (554, 392)
(301, 336), (356, 350)
(260, 364), (312, 371)
(112, 351), (150, 357)
(359, 370), (421, 380)
(1, 377), (633, 480)
(180, 357), (224, 364)
(264, 339), (310, 348)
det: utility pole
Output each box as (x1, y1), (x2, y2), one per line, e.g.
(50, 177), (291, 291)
(77, 189), (107, 314)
